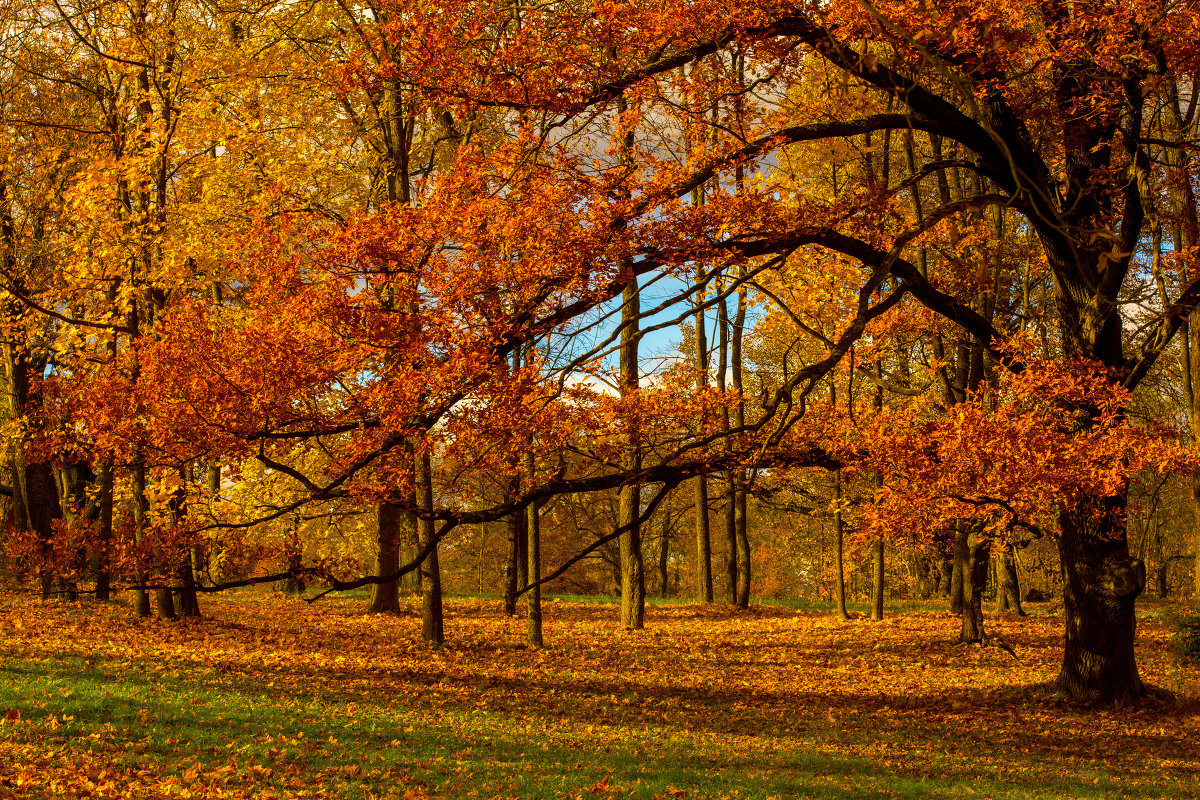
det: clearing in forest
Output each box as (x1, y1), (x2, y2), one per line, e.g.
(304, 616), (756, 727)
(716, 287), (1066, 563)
(0, 594), (1197, 799)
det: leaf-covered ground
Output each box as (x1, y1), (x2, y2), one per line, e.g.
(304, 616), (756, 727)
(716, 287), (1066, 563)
(0, 593), (1197, 799)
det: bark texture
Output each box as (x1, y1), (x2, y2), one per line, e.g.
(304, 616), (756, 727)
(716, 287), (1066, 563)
(1055, 500), (1145, 705)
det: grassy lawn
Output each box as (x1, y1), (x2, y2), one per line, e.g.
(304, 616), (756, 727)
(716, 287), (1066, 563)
(0, 591), (1197, 799)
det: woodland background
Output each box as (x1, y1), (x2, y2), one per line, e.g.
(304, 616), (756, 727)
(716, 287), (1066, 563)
(3, 0), (1200, 729)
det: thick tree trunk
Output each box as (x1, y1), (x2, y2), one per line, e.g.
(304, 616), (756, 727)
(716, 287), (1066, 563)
(1154, 563), (1169, 599)
(960, 536), (988, 644)
(939, 551), (954, 598)
(950, 522), (967, 614)
(689, 94), (713, 607)
(994, 547), (1024, 615)
(369, 502), (403, 613)
(1055, 498), (1145, 705)
(619, 482), (645, 630)
(281, 547), (306, 596)
(167, 467), (199, 618)
(174, 556), (201, 618)
(26, 462), (60, 601)
(155, 586), (176, 620)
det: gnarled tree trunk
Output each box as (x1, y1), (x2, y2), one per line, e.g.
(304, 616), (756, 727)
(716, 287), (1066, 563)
(1055, 497), (1145, 705)
(994, 547), (1024, 615)
(960, 533), (988, 644)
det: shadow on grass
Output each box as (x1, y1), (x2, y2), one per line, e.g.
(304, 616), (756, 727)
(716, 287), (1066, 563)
(3, 644), (1196, 800)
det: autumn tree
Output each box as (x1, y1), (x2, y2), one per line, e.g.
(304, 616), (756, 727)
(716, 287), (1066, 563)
(9, 0), (1200, 710)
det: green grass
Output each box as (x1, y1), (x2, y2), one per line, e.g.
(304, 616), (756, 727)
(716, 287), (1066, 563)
(1, 593), (1196, 799)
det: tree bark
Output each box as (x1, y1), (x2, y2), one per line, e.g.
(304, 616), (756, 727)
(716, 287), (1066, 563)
(950, 522), (967, 614)
(1055, 497), (1145, 705)
(369, 502), (403, 613)
(960, 534), (988, 644)
(735, 478), (750, 609)
(131, 456), (151, 619)
(525, 449), (542, 647)
(870, 538), (884, 621)
(694, 475), (712, 602)
(154, 583), (177, 620)
(503, 474), (522, 616)
(94, 463), (114, 601)
(657, 510), (670, 598)
(618, 272), (644, 630)
(994, 547), (1024, 615)
(416, 452), (443, 645)
(616, 93), (644, 630)
(833, 469), (849, 620)
(1191, 473), (1200, 602)
(717, 286), (737, 605)
(526, 504), (543, 646)
(174, 557), (201, 618)
(168, 466), (199, 618)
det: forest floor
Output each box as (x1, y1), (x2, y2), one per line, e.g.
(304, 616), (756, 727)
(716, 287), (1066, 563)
(0, 591), (1197, 799)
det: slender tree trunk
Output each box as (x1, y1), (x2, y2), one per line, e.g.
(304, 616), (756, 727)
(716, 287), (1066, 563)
(723, 475), (737, 604)
(618, 276), (645, 630)
(617, 92), (644, 631)
(526, 451), (542, 647)
(717, 290), (738, 604)
(95, 464), (113, 601)
(833, 469), (849, 621)
(735, 480), (750, 608)
(658, 511), (670, 598)
(694, 475), (712, 602)
(869, 376), (884, 621)
(1191, 474), (1200, 602)
(131, 455), (151, 618)
(870, 539), (884, 621)
(516, 510), (529, 593)
(504, 477), (522, 616)
(729, 54), (752, 611)
(416, 452), (443, 645)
